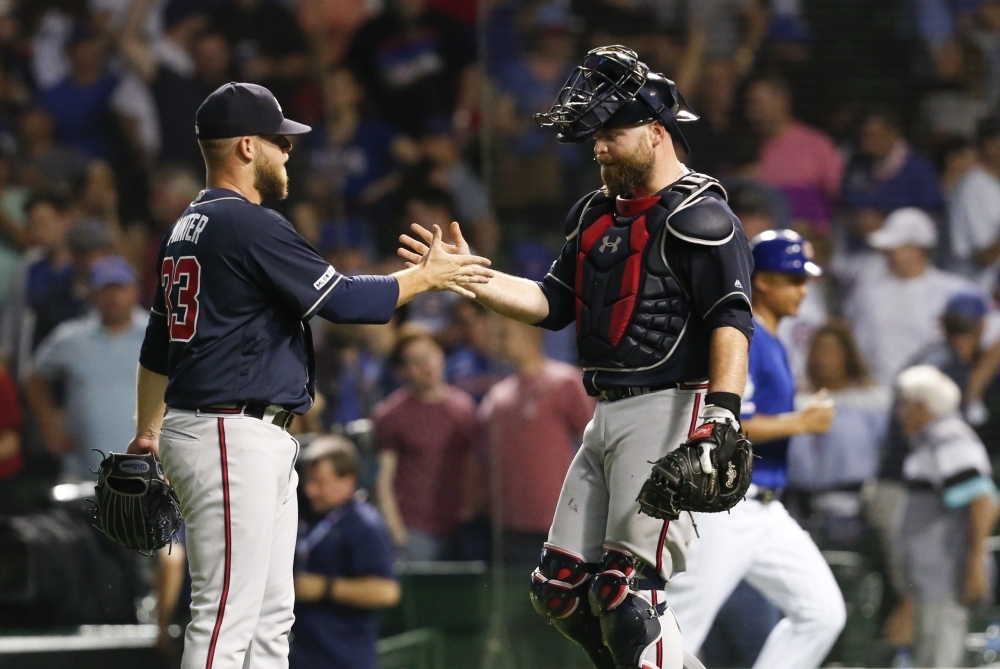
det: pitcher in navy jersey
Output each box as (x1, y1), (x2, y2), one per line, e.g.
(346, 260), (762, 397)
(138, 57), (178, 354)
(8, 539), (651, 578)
(126, 82), (491, 669)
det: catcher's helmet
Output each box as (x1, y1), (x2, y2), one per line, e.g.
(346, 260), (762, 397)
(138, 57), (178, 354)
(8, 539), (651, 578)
(534, 45), (698, 151)
(750, 229), (822, 277)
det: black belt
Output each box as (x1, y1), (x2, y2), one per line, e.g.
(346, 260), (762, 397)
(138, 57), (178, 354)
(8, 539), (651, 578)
(199, 402), (294, 431)
(597, 383), (678, 402)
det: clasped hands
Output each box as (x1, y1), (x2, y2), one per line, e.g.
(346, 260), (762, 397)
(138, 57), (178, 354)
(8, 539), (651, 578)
(400, 222), (489, 299)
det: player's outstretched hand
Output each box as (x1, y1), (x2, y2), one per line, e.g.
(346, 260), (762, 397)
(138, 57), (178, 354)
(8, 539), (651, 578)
(398, 221), (472, 266)
(414, 224), (493, 299)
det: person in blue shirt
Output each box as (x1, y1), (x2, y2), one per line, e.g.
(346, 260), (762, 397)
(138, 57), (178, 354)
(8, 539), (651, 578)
(290, 435), (400, 669)
(666, 230), (845, 669)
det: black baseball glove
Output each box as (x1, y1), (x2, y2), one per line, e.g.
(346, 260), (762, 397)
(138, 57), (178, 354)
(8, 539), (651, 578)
(636, 420), (753, 520)
(92, 452), (182, 555)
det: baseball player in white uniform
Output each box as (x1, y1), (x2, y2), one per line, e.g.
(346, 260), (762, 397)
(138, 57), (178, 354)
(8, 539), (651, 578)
(665, 230), (847, 668)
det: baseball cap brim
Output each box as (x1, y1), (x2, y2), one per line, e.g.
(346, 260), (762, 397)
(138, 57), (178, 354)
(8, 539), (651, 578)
(276, 118), (312, 136)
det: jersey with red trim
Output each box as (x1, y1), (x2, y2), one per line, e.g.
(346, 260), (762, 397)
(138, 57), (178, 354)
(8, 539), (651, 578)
(139, 188), (399, 414)
(535, 172), (754, 395)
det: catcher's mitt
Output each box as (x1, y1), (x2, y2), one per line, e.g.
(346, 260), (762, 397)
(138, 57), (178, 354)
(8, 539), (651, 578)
(92, 452), (182, 555)
(636, 420), (753, 520)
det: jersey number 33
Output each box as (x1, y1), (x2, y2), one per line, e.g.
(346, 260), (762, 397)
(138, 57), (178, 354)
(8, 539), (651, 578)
(161, 256), (202, 342)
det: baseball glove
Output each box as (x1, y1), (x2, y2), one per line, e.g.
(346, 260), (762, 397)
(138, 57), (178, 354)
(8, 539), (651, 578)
(636, 420), (753, 520)
(92, 452), (182, 555)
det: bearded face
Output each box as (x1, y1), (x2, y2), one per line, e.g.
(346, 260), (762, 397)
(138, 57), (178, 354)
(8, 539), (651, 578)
(253, 141), (289, 201)
(597, 127), (656, 198)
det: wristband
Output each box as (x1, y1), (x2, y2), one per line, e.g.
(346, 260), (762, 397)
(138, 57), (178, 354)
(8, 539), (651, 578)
(705, 392), (741, 421)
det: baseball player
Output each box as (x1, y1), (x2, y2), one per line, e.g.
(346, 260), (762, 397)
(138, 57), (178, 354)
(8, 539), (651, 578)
(664, 230), (847, 669)
(399, 46), (754, 669)
(127, 82), (491, 669)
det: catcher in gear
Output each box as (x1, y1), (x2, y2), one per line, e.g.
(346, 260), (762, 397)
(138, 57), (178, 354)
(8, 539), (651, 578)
(399, 45), (754, 669)
(93, 452), (182, 555)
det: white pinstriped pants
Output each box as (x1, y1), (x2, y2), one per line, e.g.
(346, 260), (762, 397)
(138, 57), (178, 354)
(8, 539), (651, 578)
(664, 499), (847, 669)
(159, 409), (299, 669)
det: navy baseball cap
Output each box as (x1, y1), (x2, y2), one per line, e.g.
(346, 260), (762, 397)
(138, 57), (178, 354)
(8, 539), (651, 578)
(195, 83), (311, 140)
(750, 229), (822, 277)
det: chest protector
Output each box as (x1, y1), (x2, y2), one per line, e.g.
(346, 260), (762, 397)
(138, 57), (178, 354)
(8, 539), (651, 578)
(572, 172), (728, 372)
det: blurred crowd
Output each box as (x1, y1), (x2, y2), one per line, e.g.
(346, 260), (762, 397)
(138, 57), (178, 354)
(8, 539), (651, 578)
(1, 0), (1000, 667)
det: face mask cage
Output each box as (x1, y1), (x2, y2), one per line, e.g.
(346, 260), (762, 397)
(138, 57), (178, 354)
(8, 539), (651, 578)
(534, 45), (648, 143)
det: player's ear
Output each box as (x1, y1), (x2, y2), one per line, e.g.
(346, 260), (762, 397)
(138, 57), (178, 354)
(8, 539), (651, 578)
(237, 136), (255, 163)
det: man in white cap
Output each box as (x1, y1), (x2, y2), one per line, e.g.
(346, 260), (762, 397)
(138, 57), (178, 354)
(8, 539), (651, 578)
(844, 207), (977, 385)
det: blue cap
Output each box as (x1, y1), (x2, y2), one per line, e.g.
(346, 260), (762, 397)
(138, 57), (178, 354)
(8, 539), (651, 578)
(91, 256), (136, 289)
(195, 83), (311, 141)
(750, 229), (822, 276)
(944, 292), (987, 321)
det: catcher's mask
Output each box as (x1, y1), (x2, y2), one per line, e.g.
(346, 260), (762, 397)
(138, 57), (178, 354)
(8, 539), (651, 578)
(534, 45), (698, 152)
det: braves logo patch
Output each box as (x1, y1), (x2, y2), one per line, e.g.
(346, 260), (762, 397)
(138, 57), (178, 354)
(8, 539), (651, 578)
(725, 462), (737, 489)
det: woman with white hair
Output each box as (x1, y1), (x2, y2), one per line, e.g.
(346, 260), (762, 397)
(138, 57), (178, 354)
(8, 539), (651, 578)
(896, 364), (999, 667)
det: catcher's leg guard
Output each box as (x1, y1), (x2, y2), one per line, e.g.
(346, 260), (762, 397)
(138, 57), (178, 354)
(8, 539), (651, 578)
(529, 544), (615, 669)
(589, 548), (672, 669)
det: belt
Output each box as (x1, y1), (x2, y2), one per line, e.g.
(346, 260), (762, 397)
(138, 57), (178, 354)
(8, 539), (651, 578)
(197, 402), (294, 431)
(597, 383), (677, 402)
(906, 479), (936, 491)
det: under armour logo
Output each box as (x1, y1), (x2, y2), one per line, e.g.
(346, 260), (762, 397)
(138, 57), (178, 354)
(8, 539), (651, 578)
(599, 236), (621, 254)
(735, 280), (743, 289)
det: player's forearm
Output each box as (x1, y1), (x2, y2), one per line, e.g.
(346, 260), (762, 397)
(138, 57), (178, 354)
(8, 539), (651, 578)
(136, 364), (169, 438)
(468, 271), (551, 324)
(707, 326), (748, 395)
(330, 576), (401, 608)
(392, 266), (433, 307)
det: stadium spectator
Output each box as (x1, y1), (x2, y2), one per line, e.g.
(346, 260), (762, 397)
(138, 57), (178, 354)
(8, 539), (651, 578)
(118, 0), (223, 173)
(25, 256), (145, 482)
(290, 436), (400, 669)
(478, 318), (594, 568)
(344, 0), (477, 136)
(949, 116), (1000, 291)
(919, 37), (990, 147)
(0, 194), (79, 374)
(373, 324), (478, 560)
(445, 300), (508, 403)
(15, 105), (90, 197)
(746, 76), (844, 233)
(895, 365), (999, 668)
(210, 0), (310, 106)
(787, 323), (891, 548)
(842, 109), (944, 219)
(845, 207), (975, 385)
(417, 117), (500, 256)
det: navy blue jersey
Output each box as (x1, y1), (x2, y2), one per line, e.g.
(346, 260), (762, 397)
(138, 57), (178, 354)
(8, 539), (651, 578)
(139, 189), (399, 413)
(534, 179), (754, 392)
(289, 498), (397, 669)
(741, 320), (795, 488)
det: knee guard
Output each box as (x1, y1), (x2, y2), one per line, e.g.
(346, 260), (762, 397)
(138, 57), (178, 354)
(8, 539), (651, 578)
(588, 548), (668, 669)
(529, 544), (615, 669)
